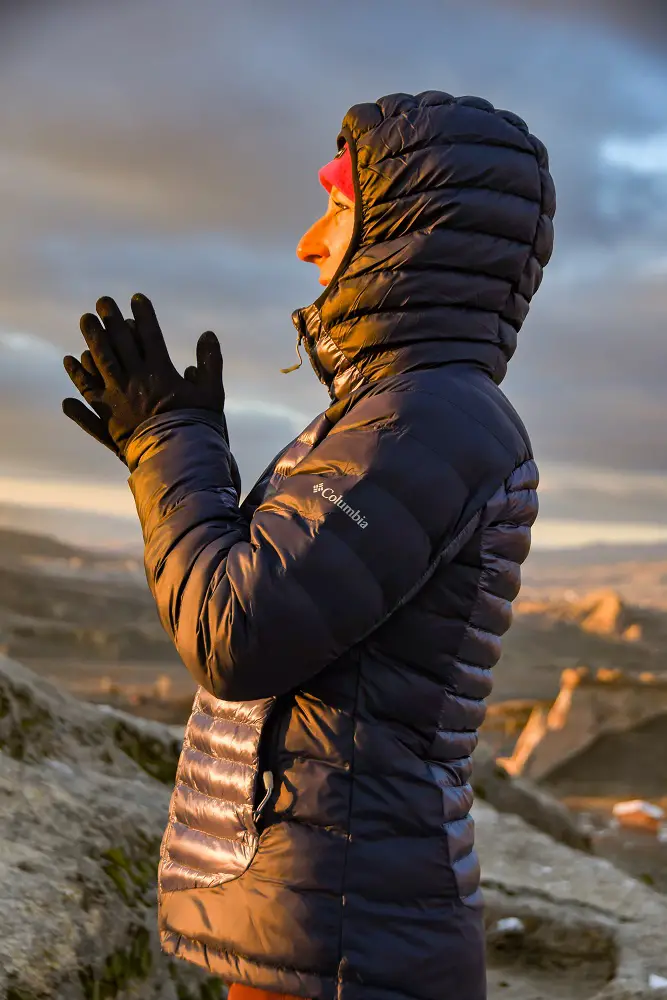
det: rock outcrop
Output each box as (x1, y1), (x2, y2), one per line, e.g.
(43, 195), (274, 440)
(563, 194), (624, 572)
(515, 589), (637, 640)
(472, 740), (593, 852)
(0, 654), (222, 1000)
(499, 666), (667, 797)
(475, 800), (667, 999)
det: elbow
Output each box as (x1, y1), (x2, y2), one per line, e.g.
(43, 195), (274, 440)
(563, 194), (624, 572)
(201, 660), (277, 702)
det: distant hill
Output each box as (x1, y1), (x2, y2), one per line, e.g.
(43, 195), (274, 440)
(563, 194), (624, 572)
(522, 544), (667, 609)
(491, 588), (667, 704)
(0, 499), (666, 588)
(0, 522), (171, 667)
(0, 525), (84, 562)
(528, 542), (667, 567)
(0, 501), (143, 556)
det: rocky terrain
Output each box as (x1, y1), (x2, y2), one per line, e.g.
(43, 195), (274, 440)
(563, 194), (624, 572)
(0, 653), (226, 1000)
(1, 525), (667, 997)
(501, 666), (667, 794)
(2, 653), (667, 999)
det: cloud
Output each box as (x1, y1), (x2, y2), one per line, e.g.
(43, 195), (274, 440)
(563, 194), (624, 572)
(1, 0), (667, 547)
(496, 0), (667, 50)
(506, 268), (667, 475)
(538, 464), (667, 524)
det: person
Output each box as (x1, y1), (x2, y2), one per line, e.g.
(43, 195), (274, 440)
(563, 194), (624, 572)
(62, 90), (556, 1000)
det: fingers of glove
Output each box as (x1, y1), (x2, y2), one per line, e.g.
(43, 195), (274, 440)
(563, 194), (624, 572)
(195, 330), (223, 385)
(126, 317), (146, 361)
(183, 365), (198, 383)
(63, 354), (103, 401)
(96, 296), (142, 375)
(79, 311), (123, 384)
(130, 293), (172, 368)
(62, 397), (125, 462)
(80, 350), (105, 388)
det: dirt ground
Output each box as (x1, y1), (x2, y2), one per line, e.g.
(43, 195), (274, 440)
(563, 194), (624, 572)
(563, 795), (667, 895)
(487, 954), (612, 999)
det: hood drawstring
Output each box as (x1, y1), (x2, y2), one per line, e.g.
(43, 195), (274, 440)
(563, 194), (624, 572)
(280, 329), (304, 374)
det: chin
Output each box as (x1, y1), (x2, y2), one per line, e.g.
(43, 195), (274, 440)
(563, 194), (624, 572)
(318, 277), (329, 287)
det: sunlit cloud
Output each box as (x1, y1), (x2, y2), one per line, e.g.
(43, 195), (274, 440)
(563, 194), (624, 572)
(0, 475), (136, 518)
(0, 331), (60, 356)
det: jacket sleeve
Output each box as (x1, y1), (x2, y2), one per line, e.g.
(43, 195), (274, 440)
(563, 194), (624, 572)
(125, 399), (471, 701)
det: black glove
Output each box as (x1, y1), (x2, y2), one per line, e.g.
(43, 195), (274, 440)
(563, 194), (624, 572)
(62, 294), (234, 470)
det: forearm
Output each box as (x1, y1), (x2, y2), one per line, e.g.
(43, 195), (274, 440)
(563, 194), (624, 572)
(126, 409), (250, 692)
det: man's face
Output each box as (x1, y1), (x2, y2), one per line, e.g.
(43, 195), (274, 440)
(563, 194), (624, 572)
(296, 185), (355, 287)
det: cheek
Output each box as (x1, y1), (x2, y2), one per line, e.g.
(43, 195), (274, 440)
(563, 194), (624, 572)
(329, 214), (354, 259)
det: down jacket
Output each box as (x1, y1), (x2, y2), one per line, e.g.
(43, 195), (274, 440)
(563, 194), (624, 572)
(126, 91), (555, 1000)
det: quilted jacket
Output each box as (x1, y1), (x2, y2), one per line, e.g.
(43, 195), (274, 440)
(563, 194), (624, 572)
(126, 91), (555, 1000)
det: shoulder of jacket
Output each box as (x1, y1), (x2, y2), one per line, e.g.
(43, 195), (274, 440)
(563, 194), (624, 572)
(337, 370), (533, 466)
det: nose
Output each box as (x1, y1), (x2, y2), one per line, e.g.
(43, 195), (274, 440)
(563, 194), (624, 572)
(296, 218), (329, 265)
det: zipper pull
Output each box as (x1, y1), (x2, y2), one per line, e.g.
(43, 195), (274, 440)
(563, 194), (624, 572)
(252, 770), (275, 825)
(280, 311), (307, 374)
(280, 332), (303, 374)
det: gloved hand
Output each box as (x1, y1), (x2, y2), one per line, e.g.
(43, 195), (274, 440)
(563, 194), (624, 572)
(62, 294), (228, 464)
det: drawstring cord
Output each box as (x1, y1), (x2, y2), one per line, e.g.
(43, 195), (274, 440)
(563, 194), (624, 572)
(280, 330), (304, 374)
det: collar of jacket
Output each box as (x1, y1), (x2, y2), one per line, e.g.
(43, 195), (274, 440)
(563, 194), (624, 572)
(286, 93), (555, 405)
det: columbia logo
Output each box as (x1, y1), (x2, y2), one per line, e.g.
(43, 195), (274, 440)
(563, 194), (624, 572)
(312, 482), (368, 529)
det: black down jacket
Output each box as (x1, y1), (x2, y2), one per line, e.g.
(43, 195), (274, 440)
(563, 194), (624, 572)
(126, 91), (555, 1000)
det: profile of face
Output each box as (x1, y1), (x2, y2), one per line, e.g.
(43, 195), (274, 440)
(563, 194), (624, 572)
(296, 185), (355, 287)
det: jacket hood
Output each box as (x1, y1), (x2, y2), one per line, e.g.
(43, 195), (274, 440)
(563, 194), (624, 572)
(288, 90), (556, 402)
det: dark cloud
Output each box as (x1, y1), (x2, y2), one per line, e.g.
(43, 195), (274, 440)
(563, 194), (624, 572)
(502, 0), (667, 49)
(505, 267), (667, 475)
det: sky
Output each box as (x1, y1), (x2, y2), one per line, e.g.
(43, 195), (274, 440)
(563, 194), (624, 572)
(1, 0), (667, 552)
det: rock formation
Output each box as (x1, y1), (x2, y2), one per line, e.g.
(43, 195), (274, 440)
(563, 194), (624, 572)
(475, 801), (667, 999)
(0, 654), (222, 999)
(499, 665), (667, 797)
(472, 740), (593, 852)
(515, 589), (635, 639)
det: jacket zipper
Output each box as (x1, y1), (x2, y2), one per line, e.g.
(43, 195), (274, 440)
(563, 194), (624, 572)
(252, 692), (294, 829)
(252, 770), (274, 826)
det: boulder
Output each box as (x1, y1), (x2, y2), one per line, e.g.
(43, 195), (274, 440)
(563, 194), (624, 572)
(500, 666), (667, 794)
(472, 739), (593, 852)
(0, 654), (222, 1000)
